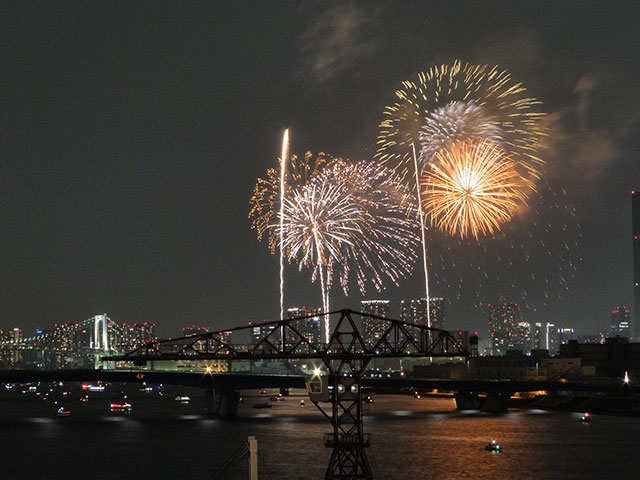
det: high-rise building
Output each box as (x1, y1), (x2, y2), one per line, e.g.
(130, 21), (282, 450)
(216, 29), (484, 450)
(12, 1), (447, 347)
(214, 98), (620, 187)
(9, 328), (21, 343)
(533, 322), (545, 350)
(542, 324), (575, 356)
(287, 306), (322, 344)
(488, 302), (530, 355)
(117, 322), (157, 348)
(250, 320), (277, 344)
(546, 323), (559, 355)
(557, 327), (575, 345)
(360, 300), (390, 345)
(400, 297), (445, 329)
(610, 306), (631, 338)
(633, 190), (640, 340)
(515, 321), (532, 354)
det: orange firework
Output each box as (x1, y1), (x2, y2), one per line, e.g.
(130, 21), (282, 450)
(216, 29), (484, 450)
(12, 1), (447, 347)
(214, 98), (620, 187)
(421, 139), (527, 239)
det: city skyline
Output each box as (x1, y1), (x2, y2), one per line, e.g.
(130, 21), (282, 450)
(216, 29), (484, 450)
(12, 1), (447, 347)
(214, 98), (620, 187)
(0, 295), (627, 341)
(1, 3), (640, 337)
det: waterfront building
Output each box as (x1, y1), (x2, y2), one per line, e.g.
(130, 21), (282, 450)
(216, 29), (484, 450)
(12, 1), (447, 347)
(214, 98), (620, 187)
(560, 337), (640, 378)
(533, 322), (545, 350)
(250, 319), (277, 344)
(610, 306), (631, 339)
(9, 328), (21, 343)
(488, 302), (531, 355)
(181, 326), (210, 353)
(400, 297), (444, 329)
(546, 323), (559, 355)
(286, 306), (322, 344)
(557, 327), (575, 345)
(360, 300), (390, 345)
(117, 322), (157, 348)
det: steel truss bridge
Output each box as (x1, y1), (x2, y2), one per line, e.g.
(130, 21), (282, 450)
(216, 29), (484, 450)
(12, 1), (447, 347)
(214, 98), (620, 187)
(104, 308), (471, 480)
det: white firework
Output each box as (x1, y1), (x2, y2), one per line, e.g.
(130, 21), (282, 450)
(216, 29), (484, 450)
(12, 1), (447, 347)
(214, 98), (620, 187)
(419, 101), (504, 169)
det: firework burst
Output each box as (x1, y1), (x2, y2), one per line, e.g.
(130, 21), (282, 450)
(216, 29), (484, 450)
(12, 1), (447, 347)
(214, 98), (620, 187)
(376, 60), (546, 188)
(251, 157), (420, 341)
(421, 139), (527, 239)
(311, 161), (420, 295)
(249, 151), (339, 250)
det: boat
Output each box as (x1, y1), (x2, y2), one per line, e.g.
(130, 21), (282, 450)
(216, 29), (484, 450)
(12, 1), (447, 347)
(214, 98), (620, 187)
(484, 440), (502, 452)
(110, 402), (132, 413)
(57, 407), (71, 417)
(581, 412), (591, 423)
(175, 396), (191, 403)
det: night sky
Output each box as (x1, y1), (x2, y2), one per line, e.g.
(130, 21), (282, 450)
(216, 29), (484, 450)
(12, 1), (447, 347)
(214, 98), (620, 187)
(2, 1), (640, 337)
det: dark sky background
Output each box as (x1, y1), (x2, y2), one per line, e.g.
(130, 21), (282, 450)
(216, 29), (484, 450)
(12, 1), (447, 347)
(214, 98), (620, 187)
(1, 1), (639, 337)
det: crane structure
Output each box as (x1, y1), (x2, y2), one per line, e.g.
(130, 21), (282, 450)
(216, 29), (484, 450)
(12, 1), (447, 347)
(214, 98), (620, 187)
(104, 309), (470, 480)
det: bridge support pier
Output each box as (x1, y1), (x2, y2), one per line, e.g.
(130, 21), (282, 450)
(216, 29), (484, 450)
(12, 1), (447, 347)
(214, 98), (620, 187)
(206, 389), (240, 417)
(454, 392), (509, 413)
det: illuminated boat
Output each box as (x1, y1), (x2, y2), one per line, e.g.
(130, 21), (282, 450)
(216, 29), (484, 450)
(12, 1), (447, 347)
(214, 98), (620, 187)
(110, 402), (132, 413)
(484, 440), (502, 452)
(57, 407), (71, 417)
(581, 412), (591, 423)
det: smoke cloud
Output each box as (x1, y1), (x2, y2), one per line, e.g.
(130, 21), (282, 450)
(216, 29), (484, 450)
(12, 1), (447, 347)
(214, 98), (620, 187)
(298, 3), (379, 82)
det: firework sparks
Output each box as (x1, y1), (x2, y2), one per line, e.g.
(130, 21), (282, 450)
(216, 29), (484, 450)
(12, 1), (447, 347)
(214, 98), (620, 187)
(249, 151), (337, 250)
(421, 139), (527, 239)
(419, 101), (503, 165)
(312, 161), (420, 296)
(280, 178), (362, 325)
(252, 157), (420, 342)
(376, 60), (546, 188)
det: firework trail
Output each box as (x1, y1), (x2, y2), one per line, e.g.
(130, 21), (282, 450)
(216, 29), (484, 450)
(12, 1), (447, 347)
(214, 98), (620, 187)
(421, 139), (527, 239)
(279, 129), (289, 347)
(279, 129), (289, 326)
(412, 143), (431, 323)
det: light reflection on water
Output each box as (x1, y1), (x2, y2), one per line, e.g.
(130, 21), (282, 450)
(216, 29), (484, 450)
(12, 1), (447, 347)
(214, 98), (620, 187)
(2, 395), (638, 479)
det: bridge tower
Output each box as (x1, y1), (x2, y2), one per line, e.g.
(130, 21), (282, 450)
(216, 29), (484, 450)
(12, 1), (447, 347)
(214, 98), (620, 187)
(90, 314), (110, 351)
(310, 311), (374, 479)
